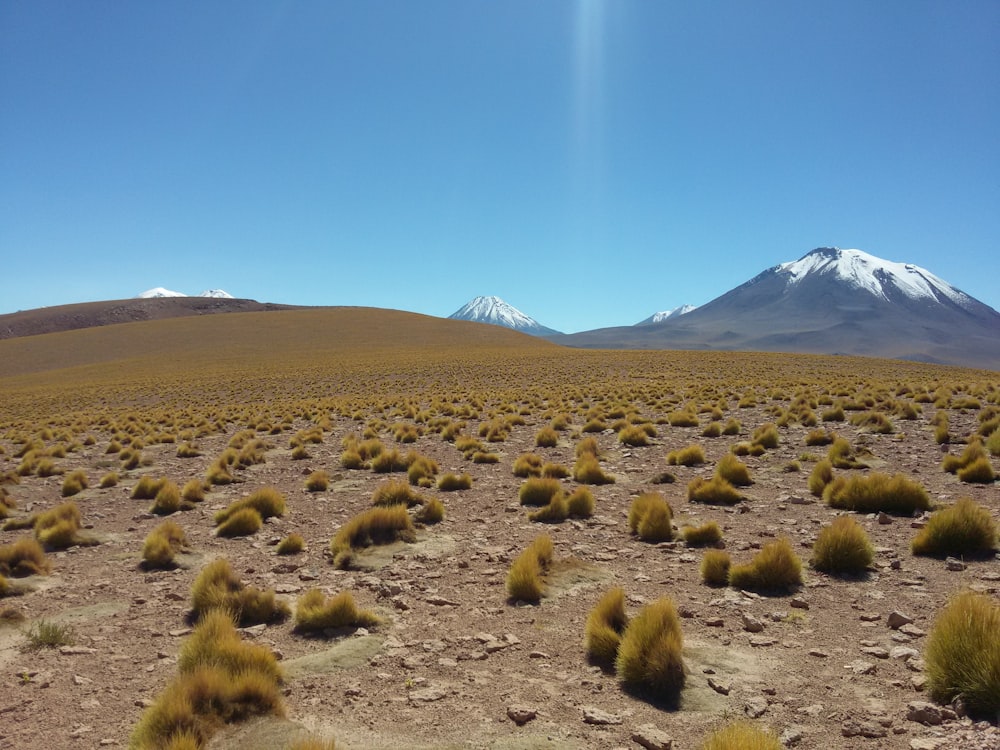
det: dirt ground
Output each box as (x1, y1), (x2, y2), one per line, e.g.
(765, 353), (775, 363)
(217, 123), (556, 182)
(1, 402), (997, 750)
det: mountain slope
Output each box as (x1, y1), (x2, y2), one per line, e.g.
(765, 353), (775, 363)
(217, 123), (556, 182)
(553, 248), (1000, 370)
(637, 305), (698, 326)
(136, 287), (186, 299)
(448, 296), (561, 336)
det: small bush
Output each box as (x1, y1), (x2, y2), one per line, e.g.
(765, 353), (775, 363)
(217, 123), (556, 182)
(305, 471), (330, 492)
(688, 476), (743, 506)
(683, 521), (723, 547)
(276, 533), (305, 555)
(330, 505), (416, 568)
(519, 477), (563, 507)
(615, 597), (685, 703)
(715, 454), (752, 486)
(437, 472), (472, 491)
(617, 424), (650, 447)
(667, 411), (699, 427)
(924, 591), (1000, 718)
(506, 534), (553, 603)
(143, 520), (188, 569)
(0, 537), (51, 577)
(61, 470), (88, 497)
(415, 497), (445, 525)
(666, 445), (705, 467)
(180, 479), (206, 503)
(407, 456), (438, 486)
(471, 451), (500, 464)
(721, 418), (741, 435)
(575, 437), (600, 458)
(701, 721), (782, 750)
(701, 422), (723, 438)
(584, 587), (628, 669)
(957, 456), (996, 484)
(25, 618), (75, 650)
(513, 453), (544, 478)
(628, 493), (674, 543)
(728, 538), (802, 593)
(535, 426), (559, 448)
(131, 476), (166, 500)
(804, 429), (834, 446)
(189, 559), (289, 625)
(371, 449), (408, 473)
(827, 437), (866, 469)
(176, 443), (202, 458)
(340, 449), (365, 470)
(811, 516), (874, 575)
(99, 472), (119, 488)
(372, 479), (423, 507)
(566, 487), (595, 518)
(216, 508), (263, 537)
(911, 498), (997, 557)
(823, 472), (931, 514)
(294, 589), (379, 633)
(701, 550), (731, 586)
(215, 487), (286, 526)
(528, 493), (569, 523)
(751, 423), (779, 449)
(573, 456), (615, 485)
(34, 502), (94, 550)
(807, 459), (834, 497)
(151, 480), (184, 515)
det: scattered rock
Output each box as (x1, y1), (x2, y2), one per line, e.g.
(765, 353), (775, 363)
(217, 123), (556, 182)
(808, 649), (829, 658)
(744, 696), (768, 718)
(909, 739), (946, 750)
(749, 636), (776, 647)
(742, 613), (765, 633)
(790, 598), (809, 610)
(845, 660), (876, 675)
(899, 624), (926, 638)
(861, 646), (890, 659)
(582, 706), (623, 725)
(409, 687), (448, 703)
(841, 719), (887, 738)
(59, 646), (97, 655)
(780, 726), (804, 746)
(890, 646), (920, 661)
(877, 512), (893, 524)
(425, 595), (460, 606)
(506, 705), (537, 726)
(887, 611), (914, 629)
(906, 701), (955, 725)
(944, 557), (967, 572)
(631, 724), (673, 750)
(707, 677), (732, 695)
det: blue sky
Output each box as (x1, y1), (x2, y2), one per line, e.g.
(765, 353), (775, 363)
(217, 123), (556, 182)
(2, 2), (998, 332)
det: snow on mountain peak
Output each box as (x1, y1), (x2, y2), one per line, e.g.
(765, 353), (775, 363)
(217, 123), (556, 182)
(135, 287), (186, 299)
(198, 289), (234, 299)
(448, 295), (556, 334)
(778, 248), (974, 309)
(639, 305), (697, 325)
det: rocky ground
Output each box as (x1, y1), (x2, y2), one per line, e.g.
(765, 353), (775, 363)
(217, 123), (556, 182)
(0, 402), (997, 750)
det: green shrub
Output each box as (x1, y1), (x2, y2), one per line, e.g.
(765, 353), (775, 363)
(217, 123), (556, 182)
(294, 589), (379, 633)
(701, 721), (782, 750)
(911, 498), (997, 557)
(688, 476), (743, 506)
(615, 597), (685, 703)
(701, 550), (731, 586)
(666, 445), (705, 467)
(628, 493), (674, 543)
(811, 516), (873, 575)
(823, 472), (931, 514)
(506, 534), (553, 603)
(276, 533), (305, 555)
(925, 591), (1000, 718)
(683, 521), (723, 547)
(584, 587), (628, 669)
(519, 477), (563, 507)
(715, 453), (752, 486)
(729, 538), (801, 593)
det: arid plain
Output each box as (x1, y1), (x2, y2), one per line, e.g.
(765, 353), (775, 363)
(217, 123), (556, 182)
(0, 308), (997, 750)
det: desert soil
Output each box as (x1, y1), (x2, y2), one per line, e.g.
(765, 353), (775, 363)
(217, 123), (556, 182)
(0, 403), (997, 750)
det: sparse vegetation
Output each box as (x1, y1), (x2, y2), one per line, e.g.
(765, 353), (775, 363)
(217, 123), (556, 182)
(701, 721), (782, 750)
(60, 469), (88, 497)
(293, 589), (379, 633)
(823, 472), (931, 514)
(683, 521), (723, 547)
(666, 444), (705, 467)
(506, 534), (553, 603)
(714, 453), (752, 486)
(330, 505), (416, 568)
(25, 618), (75, 650)
(615, 597), (685, 703)
(142, 520), (189, 569)
(304, 470), (330, 492)
(811, 515), (874, 575)
(728, 538), (802, 593)
(276, 533), (305, 555)
(627, 493), (674, 542)
(0, 537), (51, 577)
(911, 497), (997, 557)
(437, 472), (472, 491)
(688, 476), (743, 505)
(701, 549), (731, 586)
(584, 586), (628, 669)
(189, 558), (289, 625)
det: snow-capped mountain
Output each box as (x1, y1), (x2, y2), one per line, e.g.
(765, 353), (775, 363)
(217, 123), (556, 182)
(134, 288), (235, 299)
(448, 296), (561, 336)
(553, 247), (1000, 369)
(636, 305), (698, 326)
(135, 287), (186, 299)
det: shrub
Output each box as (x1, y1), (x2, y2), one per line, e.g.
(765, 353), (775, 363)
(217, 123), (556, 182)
(505, 534), (553, 603)
(189, 558), (289, 625)
(957, 457), (996, 484)
(205, 460), (234, 485)
(330, 505), (416, 568)
(180, 479), (206, 504)
(25, 618), (75, 650)
(142, 520), (188, 569)
(822, 406), (846, 422)
(683, 521), (723, 547)
(807, 459), (834, 497)
(721, 418), (741, 435)
(276, 533), (305, 555)
(216, 508), (263, 537)
(942, 440), (988, 474)
(305, 471), (330, 492)
(628, 493), (674, 543)
(151, 481), (184, 515)
(519, 477), (563, 507)
(541, 462), (570, 479)
(471, 451), (499, 464)
(701, 422), (723, 438)
(582, 419), (606, 433)
(615, 597), (685, 703)
(911, 498), (997, 557)
(575, 437), (600, 458)
(0, 537), (51, 577)
(804, 429), (834, 446)
(513, 453), (544, 478)
(407, 456), (438, 486)
(415, 497), (445, 525)
(701, 550), (731, 586)
(573, 456), (615, 485)
(618, 425), (650, 447)
(925, 591), (1000, 718)
(584, 587), (628, 669)
(701, 721), (782, 750)
(566, 487), (595, 518)
(293, 589), (379, 633)
(371, 448), (408, 473)
(99, 471), (119, 488)
(715, 454), (752, 486)
(372, 479), (423, 507)
(751, 423), (780, 449)
(340, 449), (365, 470)
(666, 445), (705, 467)
(688, 476), (743, 506)
(535, 427), (559, 448)
(34, 502), (94, 550)
(811, 516), (874, 575)
(528, 494), (569, 523)
(61, 470), (88, 497)
(215, 487), (286, 526)
(823, 472), (931, 514)
(176, 442), (202, 458)
(987, 428), (1000, 457)
(437, 472), (472, 491)
(667, 411), (699, 427)
(729, 538), (802, 593)
(131, 476), (166, 500)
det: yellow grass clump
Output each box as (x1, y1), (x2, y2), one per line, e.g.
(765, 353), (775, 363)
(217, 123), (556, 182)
(729, 538), (802, 593)
(34, 501), (96, 550)
(807, 459), (834, 497)
(666, 444), (706, 467)
(701, 721), (782, 750)
(506, 534), (554, 603)
(683, 521), (723, 547)
(584, 586), (628, 669)
(214, 487), (286, 528)
(518, 477), (563, 507)
(714, 453), (752, 486)
(627, 493), (674, 543)
(371, 479), (423, 507)
(329, 505), (416, 569)
(573, 455), (615, 485)
(142, 520), (189, 569)
(189, 558), (289, 625)
(615, 597), (685, 703)
(911, 498), (997, 558)
(0, 537), (51, 577)
(811, 515), (874, 575)
(701, 549), (731, 586)
(437, 472), (472, 491)
(60, 469), (88, 497)
(304, 470), (330, 492)
(687, 476), (744, 506)
(293, 589), (379, 633)
(276, 533), (306, 555)
(823, 472), (931, 514)
(415, 497), (445, 525)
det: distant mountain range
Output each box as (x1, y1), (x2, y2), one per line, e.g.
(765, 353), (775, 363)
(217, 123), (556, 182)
(136, 288), (234, 299)
(551, 247), (1000, 369)
(636, 305), (698, 326)
(448, 295), (561, 336)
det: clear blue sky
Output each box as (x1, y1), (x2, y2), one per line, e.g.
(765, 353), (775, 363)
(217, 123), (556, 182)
(2, 2), (998, 332)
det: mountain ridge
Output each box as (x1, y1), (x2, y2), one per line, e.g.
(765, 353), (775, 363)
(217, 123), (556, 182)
(448, 295), (561, 336)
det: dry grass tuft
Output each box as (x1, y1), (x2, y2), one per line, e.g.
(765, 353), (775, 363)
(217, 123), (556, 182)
(628, 493), (674, 542)
(911, 498), (997, 558)
(683, 521), (723, 547)
(518, 477), (563, 507)
(701, 721), (782, 750)
(131, 476), (167, 500)
(584, 586), (628, 669)
(415, 497), (445, 525)
(811, 516), (873, 575)
(505, 534), (554, 603)
(807, 459), (834, 497)
(330, 505), (416, 568)
(372, 479), (423, 507)
(34, 501), (96, 550)
(60, 469), (88, 497)
(276, 533), (305, 555)
(615, 597), (685, 703)
(189, 558), (289, 625)
(701, 550), (731, 586)
(688, 476), (743, 506)
(437, 472), (472, 491)
(304, 471), (330, 492)
(0, 537), (51, 577)
(215, 487), (286, 527)
(729, 538), (802, 593)
(715, 454), (752, 486)
(823, 472), (931, 514)
(573, 455), (615, 485)
(293, 589), (379, 633)
(142, 520), (189, 569)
